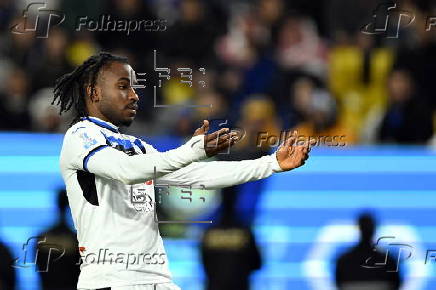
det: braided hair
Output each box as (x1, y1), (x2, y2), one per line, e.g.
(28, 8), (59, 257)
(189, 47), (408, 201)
(52, 52), (128, 125)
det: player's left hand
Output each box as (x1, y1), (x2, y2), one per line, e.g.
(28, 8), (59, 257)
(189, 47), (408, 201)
(193, 120), (238, 157)
(276, 131), (314, 171)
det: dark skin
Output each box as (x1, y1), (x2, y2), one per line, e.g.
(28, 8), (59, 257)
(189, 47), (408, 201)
(85, 61), (312, 167)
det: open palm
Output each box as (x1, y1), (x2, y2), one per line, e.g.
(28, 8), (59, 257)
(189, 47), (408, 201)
(276, 131), (312, 171)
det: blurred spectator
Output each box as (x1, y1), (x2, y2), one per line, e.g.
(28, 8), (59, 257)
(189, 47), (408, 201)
(0, 236), (16, 290)
(0, 67), (31, 131)
(377, 69), (433, 144)
(290, 77), (355, 145)
(275, 15), (327, 78)
(35, 189), (80, 290)
(66, 32), (98, 67)
(162, 0), (223, 66)
(29, 88), (71, 132)
(215, 10), (260, 69)
(256, 0), (285, 46)
(234, 96), (281, 152)
(393, 3), (436, 109)
(328, 32), (394, 143)
(0, 0), (15, 32)
(201, 187), (261, 290)
(31, 28), (73, 92)
(325, 0), (379, 40)
(97, 0), (156, 57)
(335, 212), (402, 290)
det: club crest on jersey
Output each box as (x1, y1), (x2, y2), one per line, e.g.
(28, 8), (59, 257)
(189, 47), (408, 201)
(79, 132), (97, 149)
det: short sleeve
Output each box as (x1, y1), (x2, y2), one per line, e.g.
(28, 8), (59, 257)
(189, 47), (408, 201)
(60, 125), (109, 171)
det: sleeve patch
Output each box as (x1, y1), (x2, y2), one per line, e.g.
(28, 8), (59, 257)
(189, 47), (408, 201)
(79, 132), (98, 149)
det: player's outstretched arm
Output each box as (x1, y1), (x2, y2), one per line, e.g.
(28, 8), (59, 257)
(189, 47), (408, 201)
(60, 120), (236, 185)
(158, 131), (314, 189)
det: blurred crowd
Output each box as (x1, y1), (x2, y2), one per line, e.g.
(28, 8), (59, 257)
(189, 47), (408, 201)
(0, 0), (436, 146)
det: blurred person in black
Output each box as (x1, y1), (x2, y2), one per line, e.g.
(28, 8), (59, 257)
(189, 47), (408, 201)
(97, 0), (157, 57)
(392, 0), (436, 109)
(0, 67), (31, 131)
(161, 0), (226, 67)
(377, 69), (433, 144)
(30, 28), (73, 93)
(335, 213), (402, 290)
(0, 231), (16, 289)
(35, 189), (80, 290)
(201, 187), (261, 290)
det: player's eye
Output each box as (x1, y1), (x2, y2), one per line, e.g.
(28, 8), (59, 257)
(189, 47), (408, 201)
(118, 84), (128, 89)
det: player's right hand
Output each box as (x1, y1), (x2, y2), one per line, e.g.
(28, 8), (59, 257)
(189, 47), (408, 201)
(193, 120), (238, 157)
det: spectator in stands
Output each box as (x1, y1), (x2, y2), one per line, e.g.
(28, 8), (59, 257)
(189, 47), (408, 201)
(377, 69), (433, 144)
(162, 0), (222, 67)
(30, 28), (72, 93)
(290, 77), (355, 145)
(393, 0), (436, 109)
(0, 67), (31, 131)
(275, 15), (327, 79)
(328, 32), (394, 143)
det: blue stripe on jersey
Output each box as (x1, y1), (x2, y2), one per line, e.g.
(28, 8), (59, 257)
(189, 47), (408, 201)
(104, 135), (134, 150)
(83, 145), (109, 171)
(134, 138), (146, 153)
(82, 117), (119, 133)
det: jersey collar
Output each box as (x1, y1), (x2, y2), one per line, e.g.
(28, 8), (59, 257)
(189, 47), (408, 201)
(82, 116), (119, 133)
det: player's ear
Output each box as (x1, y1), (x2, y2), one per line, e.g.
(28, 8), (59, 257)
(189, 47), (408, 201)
(86, 85), (101, 102)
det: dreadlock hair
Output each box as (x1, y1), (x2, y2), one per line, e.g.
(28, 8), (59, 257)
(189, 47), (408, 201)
(52, 51), (128, 125)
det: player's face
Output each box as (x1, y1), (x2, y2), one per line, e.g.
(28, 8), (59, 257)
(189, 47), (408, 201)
(97, 62), (139, 127)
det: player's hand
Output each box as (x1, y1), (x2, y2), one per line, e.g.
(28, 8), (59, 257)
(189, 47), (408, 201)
(193, 120), (238, 157)
(276, 131), (314, 171)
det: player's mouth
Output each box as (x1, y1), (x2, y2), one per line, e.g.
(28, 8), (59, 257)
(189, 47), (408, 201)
(126, 103), (138, 114)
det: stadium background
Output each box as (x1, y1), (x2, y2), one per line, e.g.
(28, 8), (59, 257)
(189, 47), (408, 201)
(0, 0), (436, 289)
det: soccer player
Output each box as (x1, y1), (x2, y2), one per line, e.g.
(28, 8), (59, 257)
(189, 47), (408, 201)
(54, 52), (311, 290)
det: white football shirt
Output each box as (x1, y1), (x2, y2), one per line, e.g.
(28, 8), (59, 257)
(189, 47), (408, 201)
(59, 116), (282, 288)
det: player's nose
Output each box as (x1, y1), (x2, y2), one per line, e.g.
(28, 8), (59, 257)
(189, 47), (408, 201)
(129, 88), (140, 101)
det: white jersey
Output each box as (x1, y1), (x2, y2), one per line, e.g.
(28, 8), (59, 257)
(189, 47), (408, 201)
(59, 116), (282, 289)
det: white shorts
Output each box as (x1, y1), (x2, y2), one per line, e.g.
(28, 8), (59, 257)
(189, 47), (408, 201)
(78, 282), (181, 290)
